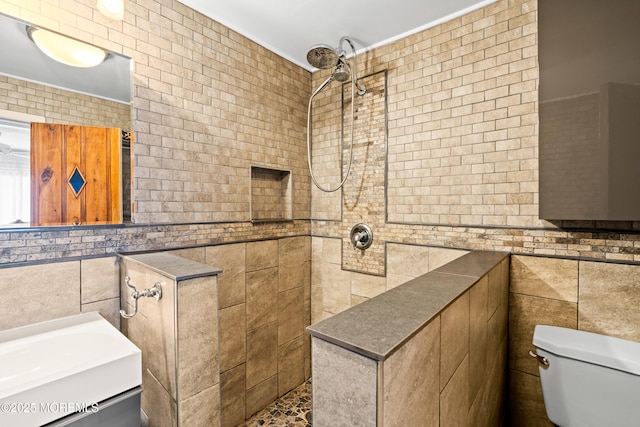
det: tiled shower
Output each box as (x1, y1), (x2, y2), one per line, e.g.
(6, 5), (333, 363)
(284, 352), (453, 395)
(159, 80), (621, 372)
(2, 0), (640, 426)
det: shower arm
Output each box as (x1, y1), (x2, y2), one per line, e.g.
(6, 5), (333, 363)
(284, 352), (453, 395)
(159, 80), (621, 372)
(311, 74), (334, 98)
(338, 37), (365, 95)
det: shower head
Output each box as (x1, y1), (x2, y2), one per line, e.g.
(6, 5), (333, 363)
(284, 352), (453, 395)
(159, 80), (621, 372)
(332, 58), (350, 82)
(308, 37), (366, 95)
(306, 44), (339, 69)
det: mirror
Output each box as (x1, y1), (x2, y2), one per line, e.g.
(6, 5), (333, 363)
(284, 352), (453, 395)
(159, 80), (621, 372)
(0, 12), (133, 228)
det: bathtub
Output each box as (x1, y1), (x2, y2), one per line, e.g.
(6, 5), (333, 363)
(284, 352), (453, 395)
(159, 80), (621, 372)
(0, 312), (141, 426)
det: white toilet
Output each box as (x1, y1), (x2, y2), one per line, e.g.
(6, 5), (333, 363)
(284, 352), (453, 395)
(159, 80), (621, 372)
(531, 325), (640, 427)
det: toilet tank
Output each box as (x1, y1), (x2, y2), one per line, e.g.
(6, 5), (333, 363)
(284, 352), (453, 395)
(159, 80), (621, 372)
(532, 325), (640, 427)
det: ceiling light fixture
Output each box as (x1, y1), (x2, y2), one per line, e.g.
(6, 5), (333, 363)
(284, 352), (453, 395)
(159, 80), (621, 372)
(28, 27), (107, 68)
(97, 0), (125, 20)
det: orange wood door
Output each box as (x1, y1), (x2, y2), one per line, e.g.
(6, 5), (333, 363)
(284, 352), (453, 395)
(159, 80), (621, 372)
(30, 123), (64, 225)
(30, 123), (122, 226)
(64, 124), (84, 225)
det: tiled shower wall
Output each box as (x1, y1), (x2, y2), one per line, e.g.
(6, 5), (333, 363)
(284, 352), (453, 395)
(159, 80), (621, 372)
(307, 0), (640, 425)
(167, 236), (311, 426)
(309, 0), (640, 269)
(311, 237), (468, 322)
(310, 0), (539, 237)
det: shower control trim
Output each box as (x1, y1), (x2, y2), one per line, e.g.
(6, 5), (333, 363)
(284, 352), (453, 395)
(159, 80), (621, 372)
(351, 223), (373, 250)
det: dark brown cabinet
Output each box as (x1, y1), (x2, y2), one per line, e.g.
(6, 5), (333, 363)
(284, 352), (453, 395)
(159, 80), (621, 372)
(539, 0), (640, 220)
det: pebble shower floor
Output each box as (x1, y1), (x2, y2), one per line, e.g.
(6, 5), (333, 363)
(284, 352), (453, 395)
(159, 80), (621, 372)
(243, 378), (312, 426)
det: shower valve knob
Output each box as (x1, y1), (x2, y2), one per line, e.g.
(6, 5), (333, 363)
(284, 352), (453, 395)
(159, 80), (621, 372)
(350, 223), (373, 250)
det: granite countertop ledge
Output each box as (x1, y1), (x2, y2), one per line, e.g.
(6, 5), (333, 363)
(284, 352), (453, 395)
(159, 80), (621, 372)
(306, 250), (508, 361)
(120, 252), (222, 282)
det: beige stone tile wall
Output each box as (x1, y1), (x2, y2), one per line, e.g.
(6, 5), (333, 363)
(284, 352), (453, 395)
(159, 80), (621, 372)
(195, 237), (311, 426)
(383, 316), (441, 426)
(80, 256), (121, 326)
(309, 66), (344, 222)
(310, 0), (538, 229)
(385, 257), (509, 426)
(311, 236), (468, 322)
(340, 71), (388, 275)
(121, 255), (220, 427)
(508, 254), (640, 426)
(0, 256), (119, 331)
(1, 0), (640, 266)
(311, 338), (378, 427)
(122, 259), (178, 408)
(311, 256), (509, 426)
(176, 276), (221, 426)
(386, 0), (537, 227)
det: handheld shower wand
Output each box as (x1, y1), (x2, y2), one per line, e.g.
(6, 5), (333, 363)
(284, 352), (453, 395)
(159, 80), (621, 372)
(306, 36), (366, 192)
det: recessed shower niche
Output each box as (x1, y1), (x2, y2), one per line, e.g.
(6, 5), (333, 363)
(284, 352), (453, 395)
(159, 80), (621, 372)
(250, 166), (292, 222)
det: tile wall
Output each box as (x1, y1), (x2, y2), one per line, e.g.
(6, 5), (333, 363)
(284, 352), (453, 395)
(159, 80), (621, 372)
(311, 0), (538, 229)
(122, 255), (220, 427)
(167, 236), (311, 426)
(2, 0), (640, 261)
(508, 254), (640, 426)
(0, 256), (120, 330)
(311, 237), (468, 322)
(384, 259), (509, 426)
(312, 255), (509, 426)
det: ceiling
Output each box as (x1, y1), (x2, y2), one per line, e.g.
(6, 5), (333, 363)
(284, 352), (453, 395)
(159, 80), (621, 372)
(178, 0), (495, 71)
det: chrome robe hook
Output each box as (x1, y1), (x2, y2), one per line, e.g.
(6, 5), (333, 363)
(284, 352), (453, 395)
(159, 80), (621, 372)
(120, 276), (162, 319)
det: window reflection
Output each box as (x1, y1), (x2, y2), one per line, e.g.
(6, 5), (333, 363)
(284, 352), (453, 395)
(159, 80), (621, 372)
(0, 119), (30, 226)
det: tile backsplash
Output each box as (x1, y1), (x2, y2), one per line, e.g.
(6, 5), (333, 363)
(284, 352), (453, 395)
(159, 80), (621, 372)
(0, 256), (119, 331)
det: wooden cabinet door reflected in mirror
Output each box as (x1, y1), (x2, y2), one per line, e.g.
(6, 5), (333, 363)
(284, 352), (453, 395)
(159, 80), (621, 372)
(30, 123), (122, 226)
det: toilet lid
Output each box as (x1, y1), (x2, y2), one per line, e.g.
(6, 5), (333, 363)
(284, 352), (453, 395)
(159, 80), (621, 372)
(533, 325), (640, 376)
